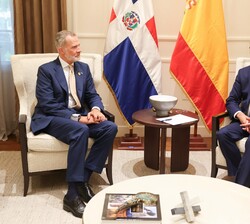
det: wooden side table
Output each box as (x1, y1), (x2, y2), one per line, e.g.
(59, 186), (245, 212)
(132, 108), (199, 173)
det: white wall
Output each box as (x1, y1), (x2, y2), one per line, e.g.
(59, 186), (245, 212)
(67, 0), (250, 137)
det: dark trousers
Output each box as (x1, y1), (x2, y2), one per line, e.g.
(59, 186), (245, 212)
(43, 117), (117, 182)
(217, 121), (250, 187)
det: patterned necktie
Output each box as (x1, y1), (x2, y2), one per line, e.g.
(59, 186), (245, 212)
(68, 64), (81, 109)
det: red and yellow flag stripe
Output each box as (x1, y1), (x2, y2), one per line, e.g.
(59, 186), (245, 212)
(170, 0), (228, 130)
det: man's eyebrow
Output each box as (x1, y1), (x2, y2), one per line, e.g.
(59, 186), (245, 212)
(72, 44), (80, 48)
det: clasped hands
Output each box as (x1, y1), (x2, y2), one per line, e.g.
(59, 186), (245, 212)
(79, 109), (107, 124)
(238, 112), (250, 133)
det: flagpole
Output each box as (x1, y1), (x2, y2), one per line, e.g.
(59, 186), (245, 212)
(117, 127), (144, 150)
(128, 128), (134, 137)
(189, 111), (209, 151)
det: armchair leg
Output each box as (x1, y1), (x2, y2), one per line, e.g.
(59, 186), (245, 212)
(211, 165), (218, 178)
(105, 146), (113, 185)
(106, 164), (113, 185)
(23, 174), (29, 196)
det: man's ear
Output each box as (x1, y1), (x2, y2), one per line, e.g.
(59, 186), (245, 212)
(58, 47), (63, 54)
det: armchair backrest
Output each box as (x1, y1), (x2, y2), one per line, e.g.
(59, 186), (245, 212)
(235, 57), (250, 75)
(11, 53), (102, 132)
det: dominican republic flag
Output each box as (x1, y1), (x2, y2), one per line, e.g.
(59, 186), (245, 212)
(103, 0), (161, 126)
(170, 0), (229, 130)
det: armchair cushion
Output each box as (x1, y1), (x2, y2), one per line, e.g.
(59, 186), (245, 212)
(215, 138), (247, 168)
(27, 132), (94, 152)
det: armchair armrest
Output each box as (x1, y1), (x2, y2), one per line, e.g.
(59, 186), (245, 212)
(18, 113), (28, 152)
(103, 110), (115, 122)
(18, 114), (29, 177)
(211, 111), (230, 177)
(19, 114), (27, 124)
(101, 109), (115, 185)
(212, 111), (229, 151)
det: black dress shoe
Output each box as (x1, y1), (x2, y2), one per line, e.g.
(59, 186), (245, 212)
(63, 195), (86, 218)
(76, 182), (95, 203)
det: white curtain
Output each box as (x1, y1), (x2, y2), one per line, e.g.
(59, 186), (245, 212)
(0, 0), (16, 141)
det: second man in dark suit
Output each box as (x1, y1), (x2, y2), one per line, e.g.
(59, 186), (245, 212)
(217, 65), (250, 188)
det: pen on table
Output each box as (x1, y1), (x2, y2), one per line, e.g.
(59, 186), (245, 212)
(162, 118), (172, 122)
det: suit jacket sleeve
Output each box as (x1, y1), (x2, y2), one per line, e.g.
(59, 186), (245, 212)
(226, 66), (250, 119)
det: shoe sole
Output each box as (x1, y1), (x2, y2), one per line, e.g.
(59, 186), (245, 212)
(63, 204), (83, 218)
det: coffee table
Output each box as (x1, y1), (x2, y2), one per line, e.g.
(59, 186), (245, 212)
(132, 109), (199, 173)
(83, 174), (250, 224)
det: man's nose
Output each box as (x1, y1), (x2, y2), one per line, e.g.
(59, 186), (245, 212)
(77, 46), (81, 52)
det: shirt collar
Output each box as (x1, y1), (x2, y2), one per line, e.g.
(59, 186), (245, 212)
(59, 56), (73, 69)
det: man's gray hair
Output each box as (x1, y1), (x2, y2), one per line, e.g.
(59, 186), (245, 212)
(55, 30), (76, 48)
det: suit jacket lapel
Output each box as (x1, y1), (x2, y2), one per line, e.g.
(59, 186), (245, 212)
(74, 62), (84, 99)
(54, 58), (68, 93)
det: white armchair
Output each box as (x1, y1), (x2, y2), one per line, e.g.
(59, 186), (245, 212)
(211, 57), (250, 177)
(11, 53), (114, 196)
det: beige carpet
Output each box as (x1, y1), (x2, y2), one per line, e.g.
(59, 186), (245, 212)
(0, 150), (227, 224)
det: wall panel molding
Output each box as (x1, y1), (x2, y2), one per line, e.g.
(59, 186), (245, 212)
(78, 33), (106, 39)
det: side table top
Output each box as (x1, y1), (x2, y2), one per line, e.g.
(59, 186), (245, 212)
(132, 108), (199, 128)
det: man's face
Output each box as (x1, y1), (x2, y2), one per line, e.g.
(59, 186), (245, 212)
(59, 35), (81, 64)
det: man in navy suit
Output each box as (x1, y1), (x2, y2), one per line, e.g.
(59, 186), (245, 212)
(217, 65), (250, 188)
(31, 30), (117, 218)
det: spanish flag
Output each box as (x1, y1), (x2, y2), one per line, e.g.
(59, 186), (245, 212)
(170, 0), (228, 131)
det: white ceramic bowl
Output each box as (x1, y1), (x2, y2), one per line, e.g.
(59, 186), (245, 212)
(149, 95), (178, 117)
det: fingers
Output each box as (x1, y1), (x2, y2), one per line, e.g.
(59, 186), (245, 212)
(240, 122), (250, 127)
(87, 111), (107, 123)
(241, 122), (250, 133)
